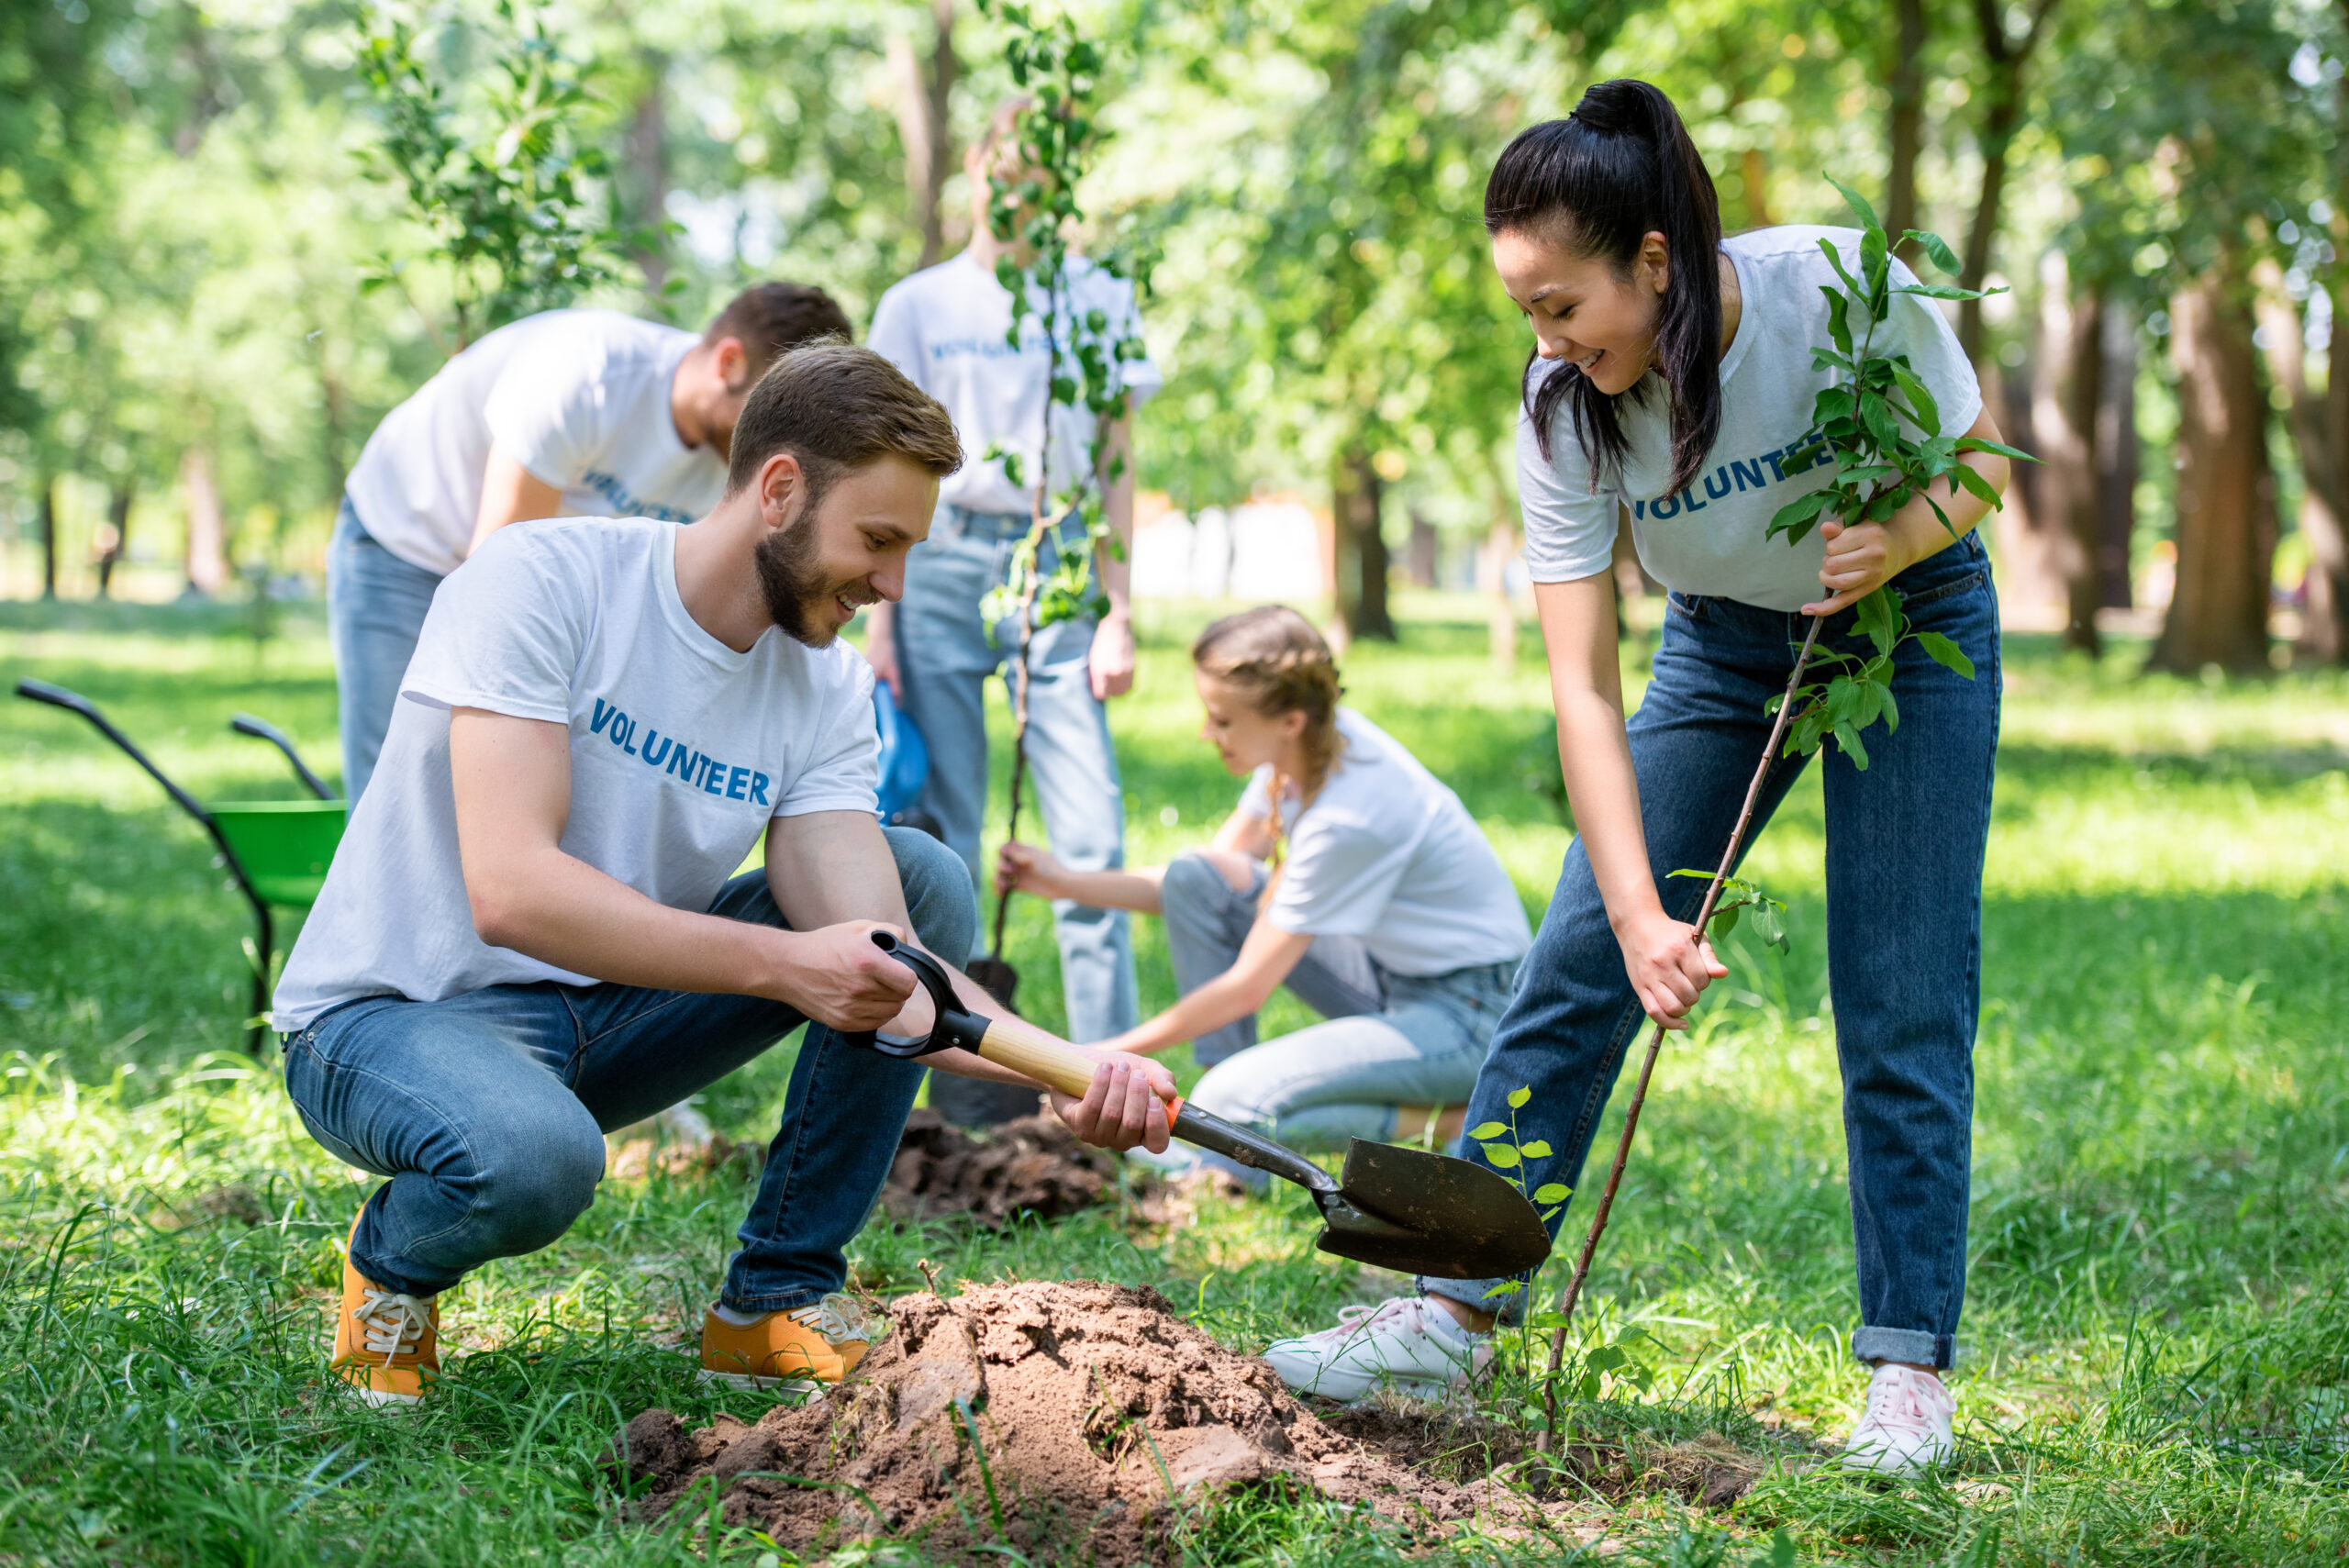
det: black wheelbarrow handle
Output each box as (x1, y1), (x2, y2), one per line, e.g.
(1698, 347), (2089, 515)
(230, 713), (339, 801)
(16, 677), (277, 1039)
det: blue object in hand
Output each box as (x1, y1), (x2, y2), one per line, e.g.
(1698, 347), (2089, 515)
(873, 684), (930, 820)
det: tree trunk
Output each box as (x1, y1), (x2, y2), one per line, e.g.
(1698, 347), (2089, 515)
(2254, 268), (2349, 664)
(182, 446), (227, 598)
(1332, 443), (1395, 641)
(1885, 0), (1928, 247)
(2152, 273), (2276, 673)
(887, 0), (958, 270)
(628, 57), (670, 293)
(96, 480), (133, 600)
(1482, 459), (1518, 671)
(39, 473), (58, 600)
(1740, 147), (1773, 228)
(1958, 0), (2059, 358)
(2024, 266), (2104, 653)
(2097, 300), (2138, 609)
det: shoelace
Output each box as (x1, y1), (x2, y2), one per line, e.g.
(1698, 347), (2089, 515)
(1300, 1296), (1425, 1347)
(352, 1287), (433, 1368)
(1861, 1367), (1949, 1433)
(787, 1292), (881, 1345)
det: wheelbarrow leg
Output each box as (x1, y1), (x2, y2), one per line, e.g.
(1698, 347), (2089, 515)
(248, 898), (273, 1049)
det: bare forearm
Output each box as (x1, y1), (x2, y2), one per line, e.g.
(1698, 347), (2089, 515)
(1891, 446), (2004, 567)
(1117, 969), (1272, 1055)
(1045, 863), (1165, 914)
(471, 845), (795, 996)
(1556, 686), (1661, 931)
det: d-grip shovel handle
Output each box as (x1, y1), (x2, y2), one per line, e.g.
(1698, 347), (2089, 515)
(850, 931), (1332, 1193)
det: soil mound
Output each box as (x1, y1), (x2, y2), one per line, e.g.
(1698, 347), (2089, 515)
(883, 1109), (1146, 1228)
(607, 1281), (1566, 1562)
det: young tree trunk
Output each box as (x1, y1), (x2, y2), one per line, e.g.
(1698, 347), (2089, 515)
(1957, 0), (2059, 360)
(2026, 268), (2105, 652)
(182, 446), (228, 599)
(1740, 147), (1773, 228)
(1481, 458), (1518, 671)
(628, 57), (670, 293)
(2097, 301), (2138, 609)
(2254, 270), (2349, 665)
(887, 0), (959, 270)
(1885, 0), (1928, 247)
(39, 472), (59, 600)
(96, 480), (133, 600)
(1332, 443), (1395, 641)
(2152, 272), (2276, 673)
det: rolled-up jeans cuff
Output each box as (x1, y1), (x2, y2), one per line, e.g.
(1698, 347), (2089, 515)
(1851, 1326), (1956, 1371)
(719, 1289), (829, 1316)
(1416, 1275), (1525, 1328)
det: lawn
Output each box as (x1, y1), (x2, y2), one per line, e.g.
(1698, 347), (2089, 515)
(2, 593), (2346, 1565)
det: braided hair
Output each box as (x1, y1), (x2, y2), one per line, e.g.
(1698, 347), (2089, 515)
(1191, 606), (1344, 910)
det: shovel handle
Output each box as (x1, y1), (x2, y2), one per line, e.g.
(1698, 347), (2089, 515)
(966, 1015), (1111, 1100)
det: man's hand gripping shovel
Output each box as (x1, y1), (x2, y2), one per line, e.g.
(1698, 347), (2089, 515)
(849, 932), (1552, 1281)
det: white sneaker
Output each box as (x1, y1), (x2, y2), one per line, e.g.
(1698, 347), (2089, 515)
(1840, 1363), (1957, 1475)
(1263, 1296), (1492, 1403)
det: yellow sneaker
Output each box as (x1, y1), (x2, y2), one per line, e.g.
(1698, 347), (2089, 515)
(330, 1215), (440, 1407)
(698, 1293), (883, 1393)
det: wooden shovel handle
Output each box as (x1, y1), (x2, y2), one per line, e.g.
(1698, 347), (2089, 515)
(972, 1017), (1182, 1120)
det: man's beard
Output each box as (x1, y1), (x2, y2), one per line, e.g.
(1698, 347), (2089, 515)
(754, 515), (844, 648)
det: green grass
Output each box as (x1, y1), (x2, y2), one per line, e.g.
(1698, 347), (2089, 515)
(2, 593), (2346, 1565)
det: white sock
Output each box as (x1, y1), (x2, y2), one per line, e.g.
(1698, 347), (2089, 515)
(1420, 1297), (1485, 1341)
(710, 1303), (765, 1327)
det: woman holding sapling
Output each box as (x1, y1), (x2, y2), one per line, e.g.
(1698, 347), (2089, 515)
(996, 606), (1531, 1184)
(1265, 80), (2008, 1477)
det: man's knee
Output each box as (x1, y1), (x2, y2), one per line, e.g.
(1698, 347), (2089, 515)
(887, 825), (978, 964)
(462, 1108), (606, 1257)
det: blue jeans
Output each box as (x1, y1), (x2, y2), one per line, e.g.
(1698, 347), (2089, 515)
(1152, 852), (1517, 1184)
(1422, 535), (2001, 1371)
(890, 505), (1137, 1043)
(280, 828), (976, 1310)
(326, 497), (443, 803)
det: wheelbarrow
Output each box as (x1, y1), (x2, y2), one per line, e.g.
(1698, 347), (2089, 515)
(15, 678), (345, 1041)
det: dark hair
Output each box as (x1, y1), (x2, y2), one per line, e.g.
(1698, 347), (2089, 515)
(725, 344), (963, 506)
(1484, 79), (1722, 496)
(704, 283), (855, 384)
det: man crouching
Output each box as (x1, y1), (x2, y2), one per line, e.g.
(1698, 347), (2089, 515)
(271, 343), (1178, 1407)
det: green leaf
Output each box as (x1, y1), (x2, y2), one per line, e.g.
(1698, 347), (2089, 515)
(1855, 587), (1899, 658)
(1879, 681), (1901, 734)
(1956, 436), (2037, 462)
(1532, 1183), (1572, 1204)
(1860, 223), (1890, 310)
(1713, 904), (1740, 938)
(1858, 390), (1899, 450)
(1519, 1140), (1553, 1159)
(1668, 868), (1717, 881)
(1825, 172), (1881, 234)
(1916, 630), (1976, 679)
(1480, 1143), (1520, 1168)
(1816, 239), (1867, 312)
(1904, 228), (1963, 276)
(1586, 1345), (1627, 1373)
(1833, 720), (1870, 770)
(1891, 283), (1979, 301)
(1508, 1086), (1531, 1109)
(1467, 1121), (1508, 1140)
(1891, 366), (1941, 436)
(1767, 487), (1834, 544)
(1823, 287), (1853, 358)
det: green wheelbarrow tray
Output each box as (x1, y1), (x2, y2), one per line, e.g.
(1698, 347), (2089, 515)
(209, 800), (347, 908)
(14, 678), (344, 1040)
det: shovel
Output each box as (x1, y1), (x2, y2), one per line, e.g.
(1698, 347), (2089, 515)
(848, 932), (1553, 1281)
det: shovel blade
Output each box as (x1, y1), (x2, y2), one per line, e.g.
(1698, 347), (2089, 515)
(1312, 1139), (1553, 1281)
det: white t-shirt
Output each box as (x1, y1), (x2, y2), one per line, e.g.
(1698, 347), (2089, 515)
(1518, 226), (1983, 613)
(1237, 708), (1531, 978)
(867, 252), (1163, 516)
(343, 310), (729, 577)
(273, 517), (879, 1030)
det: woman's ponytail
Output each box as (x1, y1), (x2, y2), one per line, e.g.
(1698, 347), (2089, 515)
(1485, 79), (1724, 497)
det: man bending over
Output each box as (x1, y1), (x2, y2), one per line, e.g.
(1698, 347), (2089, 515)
(272, 345), (1178, 1407)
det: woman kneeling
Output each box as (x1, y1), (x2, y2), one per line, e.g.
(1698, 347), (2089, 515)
(996, 606), (1531, 1182)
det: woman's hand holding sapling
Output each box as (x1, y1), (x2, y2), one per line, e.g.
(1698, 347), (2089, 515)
(996, 840), (1072, 899)
(1613, 905), (1728, 1029)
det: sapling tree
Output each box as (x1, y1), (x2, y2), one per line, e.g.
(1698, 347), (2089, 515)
(963, 0), (1154, 1004)
(1510, 183), (2028, 1449)
(356, 0), (629, 351)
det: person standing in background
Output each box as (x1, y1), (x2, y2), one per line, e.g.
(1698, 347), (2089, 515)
(330, 284), (852, 801)
(863, 102), (1161, 1123)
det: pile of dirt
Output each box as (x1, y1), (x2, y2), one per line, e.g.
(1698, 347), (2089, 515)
(882, 1109), (1156, 1229)
(607, 1281), (1587, 1562)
